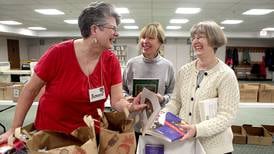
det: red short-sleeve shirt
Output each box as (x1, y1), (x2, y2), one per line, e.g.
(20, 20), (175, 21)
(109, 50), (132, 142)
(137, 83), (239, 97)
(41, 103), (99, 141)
(34, 40), (122, 133)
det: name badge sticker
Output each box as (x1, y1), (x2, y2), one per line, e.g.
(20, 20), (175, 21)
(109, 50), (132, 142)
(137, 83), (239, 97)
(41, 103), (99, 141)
(89, 86), (106, 103)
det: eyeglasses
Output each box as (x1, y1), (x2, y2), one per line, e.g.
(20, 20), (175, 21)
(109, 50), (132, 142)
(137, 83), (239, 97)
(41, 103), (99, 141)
(191, 35), (207, 42)
(97, 24), (118, 33)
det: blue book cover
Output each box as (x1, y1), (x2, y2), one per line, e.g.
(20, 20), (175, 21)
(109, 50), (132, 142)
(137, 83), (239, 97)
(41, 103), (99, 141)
(165, 112), (181, 124)
(155, 125), (183, 142)
(145, 144), (164, 154)
(150, 112), (185, 142)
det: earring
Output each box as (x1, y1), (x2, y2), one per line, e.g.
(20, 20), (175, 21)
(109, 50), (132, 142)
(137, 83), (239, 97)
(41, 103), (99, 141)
(91, 37), (98, 44)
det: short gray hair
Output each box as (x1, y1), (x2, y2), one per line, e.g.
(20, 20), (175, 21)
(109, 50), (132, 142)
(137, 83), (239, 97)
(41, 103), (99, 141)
(190, 21), (227, 51)
(78, 2), (120, 38)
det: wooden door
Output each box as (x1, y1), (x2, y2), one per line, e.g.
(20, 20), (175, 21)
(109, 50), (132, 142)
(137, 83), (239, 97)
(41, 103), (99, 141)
(7, 39), (20, 69)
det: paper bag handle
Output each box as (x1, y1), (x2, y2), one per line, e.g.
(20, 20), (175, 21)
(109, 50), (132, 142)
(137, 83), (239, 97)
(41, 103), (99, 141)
(14, 127), (32, 142)
(83, 115), (94, 128)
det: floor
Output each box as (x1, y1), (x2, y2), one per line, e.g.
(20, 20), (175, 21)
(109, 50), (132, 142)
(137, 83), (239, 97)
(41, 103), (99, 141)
(1, 105), (274, 153)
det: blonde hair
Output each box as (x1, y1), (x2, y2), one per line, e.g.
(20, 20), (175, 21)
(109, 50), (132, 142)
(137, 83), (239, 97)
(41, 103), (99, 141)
(190, 21), (227, 51)
(138, 23), (165, 55)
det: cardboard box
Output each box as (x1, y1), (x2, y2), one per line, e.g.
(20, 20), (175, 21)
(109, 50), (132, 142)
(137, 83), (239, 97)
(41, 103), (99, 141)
(12, 83), (24, 102)
(0, 86), (4, 100)
(258, 84), (274, 103)
(262, 125), (274, 142)
(231, 125), (247, 144)
(243, 125), (272, 145)
(0, 82), (42, 102)
(0, 82), (13, 100)
(239, 84), (259, 102)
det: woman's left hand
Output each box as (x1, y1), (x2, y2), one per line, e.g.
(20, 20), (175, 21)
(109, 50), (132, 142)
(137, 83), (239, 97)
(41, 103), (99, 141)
(179, 124), (197, 142)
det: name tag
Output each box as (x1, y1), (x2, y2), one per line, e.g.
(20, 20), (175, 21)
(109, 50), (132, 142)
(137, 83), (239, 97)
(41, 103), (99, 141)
(89, 86), (106, 103)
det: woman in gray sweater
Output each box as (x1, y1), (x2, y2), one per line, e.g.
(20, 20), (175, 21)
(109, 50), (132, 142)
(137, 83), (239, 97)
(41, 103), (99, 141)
(123, 23), (175, 107)
(122, 23), (175, 141)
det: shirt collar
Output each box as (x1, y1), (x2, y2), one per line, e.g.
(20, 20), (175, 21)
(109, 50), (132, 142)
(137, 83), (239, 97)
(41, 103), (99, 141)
(142, 53), (161, 63)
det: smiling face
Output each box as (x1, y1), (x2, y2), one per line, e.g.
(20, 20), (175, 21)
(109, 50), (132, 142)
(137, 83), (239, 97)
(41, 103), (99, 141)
(140, 35), (161, 58)
(95, 16), (119, 50)
(139, 23), (165, 58)
(191, 33), (214, 57)
(190, 21), (227, 58)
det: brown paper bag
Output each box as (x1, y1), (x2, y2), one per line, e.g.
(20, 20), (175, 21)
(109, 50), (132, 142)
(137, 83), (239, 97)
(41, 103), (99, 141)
(98, 109), (136, 154)
(15, 115), (98, 154)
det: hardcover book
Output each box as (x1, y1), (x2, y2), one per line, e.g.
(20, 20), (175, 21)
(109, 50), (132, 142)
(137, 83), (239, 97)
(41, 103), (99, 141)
(132, 78), (159, 97)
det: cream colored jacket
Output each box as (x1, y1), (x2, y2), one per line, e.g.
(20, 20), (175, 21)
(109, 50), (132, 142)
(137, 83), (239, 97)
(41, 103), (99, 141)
(164, 59), (240, 154)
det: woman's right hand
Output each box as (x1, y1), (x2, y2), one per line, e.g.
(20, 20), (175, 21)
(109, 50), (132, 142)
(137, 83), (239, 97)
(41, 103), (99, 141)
(0, 128), (14, 144)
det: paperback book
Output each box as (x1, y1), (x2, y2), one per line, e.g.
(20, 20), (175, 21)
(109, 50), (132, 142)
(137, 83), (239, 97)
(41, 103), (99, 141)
(147, 111), (187, 142)
(145, 144), (164, 154)
(198, 98), (218, 121)
(140, 88), (186, 142)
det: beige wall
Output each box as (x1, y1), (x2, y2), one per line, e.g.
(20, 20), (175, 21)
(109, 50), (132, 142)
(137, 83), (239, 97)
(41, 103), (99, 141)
(0, 36), (274, 73)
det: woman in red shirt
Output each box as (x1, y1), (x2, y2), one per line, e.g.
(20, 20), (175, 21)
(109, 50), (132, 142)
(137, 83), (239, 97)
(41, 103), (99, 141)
(0, 2), (146, 144)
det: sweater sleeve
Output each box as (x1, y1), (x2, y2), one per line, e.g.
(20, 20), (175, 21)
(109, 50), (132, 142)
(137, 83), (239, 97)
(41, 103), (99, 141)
(162, 69), (183, 115)
(196, 70), (240, 137)
(161, 63), (176, 106)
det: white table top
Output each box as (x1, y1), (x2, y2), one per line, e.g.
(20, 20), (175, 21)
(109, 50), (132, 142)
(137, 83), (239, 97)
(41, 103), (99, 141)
(0, 100), (274, 108)
(0, 70), (31, 75)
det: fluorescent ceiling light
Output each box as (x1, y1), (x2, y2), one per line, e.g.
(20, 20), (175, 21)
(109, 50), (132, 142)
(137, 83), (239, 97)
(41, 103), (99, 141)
(221, 20), (243, 24)
(115, 8), (129, 14)
(260, 30), (267, 37)
(64, 19), (78, 24)
(262, 27), (274, 31)
(243, 9), (274, 15)
(169, 19), (189, 24)
(121, 18), (135, 24)
(176, 8), (201, 14)
(166, 26), (182, 30)
(220, 27), (225, 29)
(34, 9), (64, 15)
(19, 29), (34, 36)
(0, 20), (22, 25)
(28, 27), (47, 30)
(123, 25), (138, 29)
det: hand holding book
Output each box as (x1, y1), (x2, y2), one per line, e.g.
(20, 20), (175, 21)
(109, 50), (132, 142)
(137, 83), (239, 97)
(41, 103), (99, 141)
(177, 124), (196, 142)
(139, 88), (188, 142)
(152, 111), (187, 142)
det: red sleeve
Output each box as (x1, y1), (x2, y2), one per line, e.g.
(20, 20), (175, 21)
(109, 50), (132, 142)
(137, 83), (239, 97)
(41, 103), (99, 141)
(34, 45), (60, 82)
